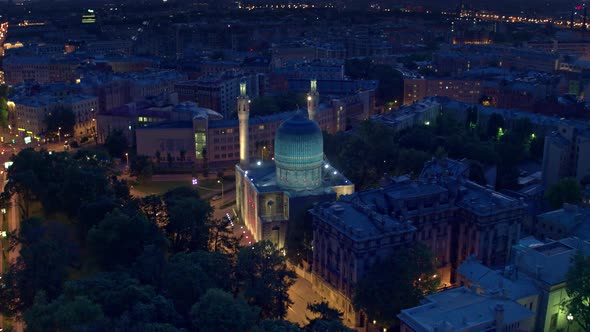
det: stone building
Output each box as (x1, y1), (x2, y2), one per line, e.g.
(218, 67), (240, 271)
(235, 80), (353, 249)
(310, 158), (526, 330)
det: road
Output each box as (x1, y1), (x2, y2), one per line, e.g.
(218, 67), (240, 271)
(287, 277), (322, 326)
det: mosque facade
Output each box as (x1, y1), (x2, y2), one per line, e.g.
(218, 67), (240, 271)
(235, 80), (354, 248)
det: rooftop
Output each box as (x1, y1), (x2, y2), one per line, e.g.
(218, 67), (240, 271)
(513, 237), (590, 285)
(310, 199), (416, 242)
(398, 287), (534, 332)
(237, 161), (352, 196)
(458, 257), (539, 301)
(537, 205), (590, 240)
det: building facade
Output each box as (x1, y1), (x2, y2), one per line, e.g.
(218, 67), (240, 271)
(235, 93), (354, 249)
(542, 123), (590, 186)
(310, 158), (526, 330)
(13, 93), (98, 139)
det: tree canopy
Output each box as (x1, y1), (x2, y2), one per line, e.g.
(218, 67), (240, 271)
(545, 177), (583, 209)
(562, 253), (590, 332)
(104, 129), (129, 158)
(44, 107), (76, 138)
(0, 149), (360, 332)
(354, 243), (439, 329)
(236, 241), (297, 319)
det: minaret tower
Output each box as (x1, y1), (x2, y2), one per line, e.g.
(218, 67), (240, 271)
(307, 79), (319, 122)
(238, 82), (250, 166)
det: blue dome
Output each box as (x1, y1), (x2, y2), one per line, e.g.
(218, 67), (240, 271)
(275, 112), (323, 191)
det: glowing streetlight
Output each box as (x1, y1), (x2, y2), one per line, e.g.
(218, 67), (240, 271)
(125, 153), (129, 169)
(567, 313), (574, 332)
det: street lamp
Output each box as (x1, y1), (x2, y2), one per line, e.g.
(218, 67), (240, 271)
(567, 313), (574, 332)
(217, 179), (224, 201)
(58, 127), (61, 143)
(125, 153), (129, 169)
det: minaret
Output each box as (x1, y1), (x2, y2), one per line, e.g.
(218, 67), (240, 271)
(238, 82), (250, 166)
(307, 79), (319, 122)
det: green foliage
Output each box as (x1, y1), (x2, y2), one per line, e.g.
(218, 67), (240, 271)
(354, 243), (439, 328)
(465, 106), (478, 127)
(0, 84), (9, 128)
(236, 241), (297, 319)
(5, 149), (125, 219)
(545, 177), (583, 209)
(190, 288), (259, 332)
(139, 187), (212, 252)
(344, 58), (403, 105)
(561, 253), (590, 331)
(24, 293), (106, 332)
(87, 209), (166, 269)
(131, 155), (154, 183)
(0, 218), (78, 315)
(209, 217), (241, 256)
(44, 107), (76, 137)
(104, 129), (128, 158)
(164, 251), (232, 316)
(325, 110), (542, 191)
(250, 93), (306, 117)
(305, 302), (355, 332)
(344, 58), (372, 79)
(166, 189), (210, 251)
(63, 272), (183, 328)
(486, 113), (505, 139)
(253, 320), (301, 332)
(284, 206), (313, 265)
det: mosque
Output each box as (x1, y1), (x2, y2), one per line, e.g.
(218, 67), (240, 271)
(235, 80), (354, 249)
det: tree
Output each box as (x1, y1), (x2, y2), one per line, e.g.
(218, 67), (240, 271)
(131, 155), (154, 183)
(0, 218), (78, 315)
(164, 252), (232, 316)
(44, 107), (76, 138)
(155, 150), (162, 165)
(344, 58), (372, 79)
(0, 84), (9, 128)
(253, 320), (300, 332)
(104, 129), (128, 158)
(24, 292), (106, 332)
(354, 243), (439, 329)
(208, 217), (241, 256)
(167, 152), (173, 167)
(4, 148), (50, 219)
(468, 160), (487, 185)
(63, 272), (183, 328)
(561, 252), (590, 332)
(77, 196), (117, 241)
(179, 149), (186, 163)
(166, 197), (211, 252)
(304, 302), (355, 332)
(87, 209), (166, 269)
(486, 113), (505, 139)
(465, 106), (478, 128)
(545, 177), (583, 209)
(236, 241), (297, 319)
(190, 289), (259, 332)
